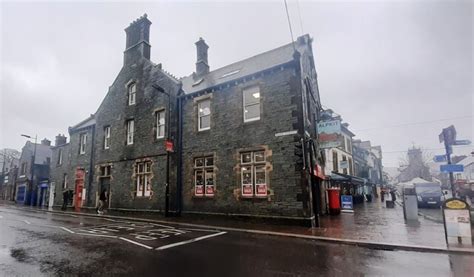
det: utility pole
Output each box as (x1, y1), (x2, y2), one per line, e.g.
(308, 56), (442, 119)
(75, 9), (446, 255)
(152, 84), (171, 217)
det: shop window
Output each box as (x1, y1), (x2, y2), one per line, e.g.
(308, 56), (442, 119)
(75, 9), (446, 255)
(194, 156), (214, 197)
(241, 151), (267, 197)
(135, 161), (152, 197)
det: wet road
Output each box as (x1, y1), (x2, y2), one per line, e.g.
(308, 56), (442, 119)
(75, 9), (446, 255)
(1, 206), (473, 277)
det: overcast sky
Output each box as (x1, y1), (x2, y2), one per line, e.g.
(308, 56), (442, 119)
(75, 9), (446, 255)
(0, 0), (472, 167)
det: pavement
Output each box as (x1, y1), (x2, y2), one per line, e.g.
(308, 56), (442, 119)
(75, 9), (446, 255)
(1, 205), (474, 276)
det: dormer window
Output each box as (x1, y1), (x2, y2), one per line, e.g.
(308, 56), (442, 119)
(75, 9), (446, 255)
(128, 83), (136, 105)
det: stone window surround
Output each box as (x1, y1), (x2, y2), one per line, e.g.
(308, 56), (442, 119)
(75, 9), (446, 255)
(133, 159), (153, 198)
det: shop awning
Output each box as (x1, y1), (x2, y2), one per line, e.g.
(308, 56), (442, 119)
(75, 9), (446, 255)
(329, 172), (367, 186)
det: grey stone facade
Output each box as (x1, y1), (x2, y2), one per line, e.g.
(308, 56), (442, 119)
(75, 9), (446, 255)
(50, 14), (324, 225)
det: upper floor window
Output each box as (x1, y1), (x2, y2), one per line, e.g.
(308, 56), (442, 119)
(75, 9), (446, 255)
(57, 149), (63, 165)
(198, 99), (211, 131)
(126, 120), (134, 145)
(103, 126), (111, 149)
(332, 150), (338, 172)
(135, 161), (152, 197)
(128, 83), (136, 105)
(155, 110), (165, 139)
(20, 162), (27, 175)
(63, 173), (68, 189)
(79, 133), (87, 154)
(241, 151), (267, 197)
(243, 86), (261, 122)
(194, 156), (215, 197)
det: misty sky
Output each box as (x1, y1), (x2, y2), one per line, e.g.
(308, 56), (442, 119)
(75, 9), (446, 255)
(0, 0), (472, 167)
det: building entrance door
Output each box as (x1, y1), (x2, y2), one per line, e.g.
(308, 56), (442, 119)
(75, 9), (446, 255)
(75, 168), (85, 208)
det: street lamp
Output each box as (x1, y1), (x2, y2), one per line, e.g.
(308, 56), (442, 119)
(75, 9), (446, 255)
(152, 84), (171, 217)
(21, 134), (37, 206)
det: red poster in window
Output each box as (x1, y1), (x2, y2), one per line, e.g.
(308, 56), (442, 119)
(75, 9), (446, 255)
(205, 185), (214, 197)
(165, 139), (174, 152)
(256, 184), (267, 196)
(195, 185), (204, 196)
(242, 185), (253, 197)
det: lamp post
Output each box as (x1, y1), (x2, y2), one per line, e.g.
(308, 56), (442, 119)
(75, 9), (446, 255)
(152, 84), (171, 217)
(21, 134), (37, 206)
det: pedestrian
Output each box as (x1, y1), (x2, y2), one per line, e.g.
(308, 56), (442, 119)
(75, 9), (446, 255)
(381, 189), (385, 202)
(390, 189), (396, 202)
(97, 188), (107, 215)
(61, 189), (68, 211)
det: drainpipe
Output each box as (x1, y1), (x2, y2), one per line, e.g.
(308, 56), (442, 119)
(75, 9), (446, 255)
(176, 88), (184, 216)
(87, 125), (96, 207)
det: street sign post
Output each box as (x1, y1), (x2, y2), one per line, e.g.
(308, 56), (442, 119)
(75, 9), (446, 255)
(442, 198), (472, 245)
(453, 140), (471, 146)
(440, 164), (464, 173)
(341, 195), (353, 211)
(433, 155), (447, 163)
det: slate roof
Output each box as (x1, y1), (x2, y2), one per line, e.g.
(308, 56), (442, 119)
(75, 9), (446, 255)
(69, 114), (96, 132)
(180, 35), (311, 95)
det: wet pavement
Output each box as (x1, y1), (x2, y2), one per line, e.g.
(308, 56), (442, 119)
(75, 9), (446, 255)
(1, 205), (474, 276)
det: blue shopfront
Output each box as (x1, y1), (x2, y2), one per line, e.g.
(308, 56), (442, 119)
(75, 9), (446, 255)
(16, 183), (27, 204)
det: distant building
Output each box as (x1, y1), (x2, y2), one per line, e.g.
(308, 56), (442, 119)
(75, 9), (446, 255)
(16, 139), (52, 206)
(397, 147), (431, 183)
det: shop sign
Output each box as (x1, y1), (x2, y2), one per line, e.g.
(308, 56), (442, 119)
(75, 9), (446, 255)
(312, 164), (326, 179)
(242, 185), (253, 197)
(341, 195), (353, 210)
(339, 160), (349, 169)
(195, 185), (204, 196)
(317, 120), (342, 149)
(255, 184), (267, 197)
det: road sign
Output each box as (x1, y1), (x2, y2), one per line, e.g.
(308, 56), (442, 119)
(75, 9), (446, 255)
(440, 164), (464, 173)
(440, 125), (457, 145)
(165, 139), (174, 152)
(434, 155), (447, 162)
(453, 140), (471, 146)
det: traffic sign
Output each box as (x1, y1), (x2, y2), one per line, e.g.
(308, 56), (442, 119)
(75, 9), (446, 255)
(440, 164), (464, 173)
(165, 139), (174, 152)
(433, 155), (447, 162)
(453, 140), (471, 146)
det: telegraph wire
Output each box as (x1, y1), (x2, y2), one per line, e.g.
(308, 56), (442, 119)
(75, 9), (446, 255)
(382, 145), (472, 154)
(352, 115), (472, 132)
(284, 0), (296, 52)
(296, 0), (304, 35)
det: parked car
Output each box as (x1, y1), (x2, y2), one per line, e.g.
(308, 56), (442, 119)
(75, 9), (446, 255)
(415, 182), (443, 208)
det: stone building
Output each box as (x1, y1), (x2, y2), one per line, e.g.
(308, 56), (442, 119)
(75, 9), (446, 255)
(16, 139), (52, 206)
(50, 14), (324, 226)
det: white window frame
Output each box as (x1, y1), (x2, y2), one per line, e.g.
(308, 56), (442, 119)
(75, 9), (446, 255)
(63, 174), (68, 189)
(156, 110), (165, 139)
(135, 161), (152, 197)
(128, 83), (136, 105)
(57, 149), (63, 165)
(198, 99), (211, 131)
(243, 86), (261, 122)
(104, 126), (111, 149)
(79, 133), (87, 154)
(127, 120), (134, 145)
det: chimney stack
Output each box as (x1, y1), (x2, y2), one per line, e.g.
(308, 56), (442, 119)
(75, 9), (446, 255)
(124, 14), (152, 65)
(41, 138), (51, 146)
(55, 134), (67, 146)
(195, 37), (209, 76)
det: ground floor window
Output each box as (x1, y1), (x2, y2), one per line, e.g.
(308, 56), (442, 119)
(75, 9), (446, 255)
(241, 151), (267, 197)
(194, 156), (214, 197)
(135, 161), (152, 197)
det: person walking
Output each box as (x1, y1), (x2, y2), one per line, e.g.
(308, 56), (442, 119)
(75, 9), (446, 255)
(61, 189), (69, 211)
(97, 188), (107, 215)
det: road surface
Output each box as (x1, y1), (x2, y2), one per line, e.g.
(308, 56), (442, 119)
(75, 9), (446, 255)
(0, 205), (473, 276)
